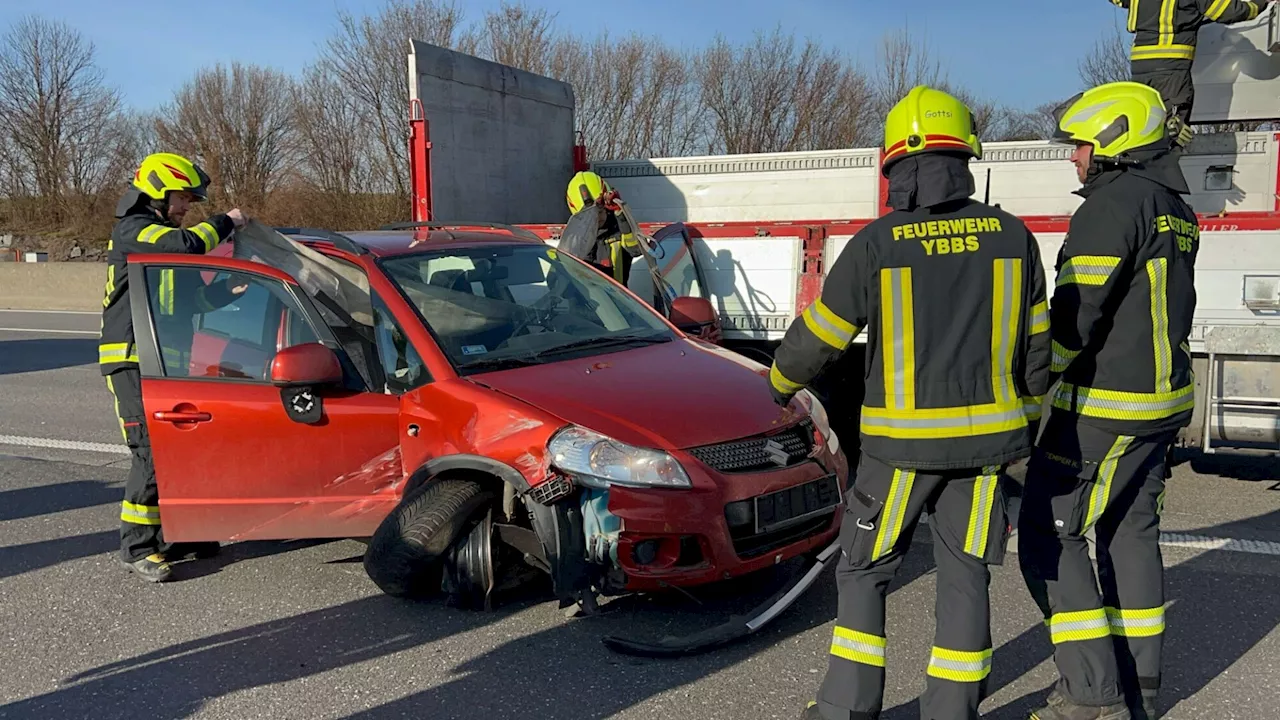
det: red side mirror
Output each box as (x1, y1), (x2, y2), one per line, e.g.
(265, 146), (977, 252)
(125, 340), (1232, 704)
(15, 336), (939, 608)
(670, 296), (722, 344)
(270, 342), (343, 387)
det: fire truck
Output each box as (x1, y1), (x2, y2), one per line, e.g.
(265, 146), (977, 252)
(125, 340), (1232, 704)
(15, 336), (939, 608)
(401, 10), (1280, 456)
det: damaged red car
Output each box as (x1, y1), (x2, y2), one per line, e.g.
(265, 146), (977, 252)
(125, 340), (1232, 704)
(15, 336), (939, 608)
(127, 221), (849, 654)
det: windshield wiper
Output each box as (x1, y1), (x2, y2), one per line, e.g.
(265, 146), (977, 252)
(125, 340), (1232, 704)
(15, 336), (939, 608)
(534, 333), (671, 358)
(455, 354), (543, 372)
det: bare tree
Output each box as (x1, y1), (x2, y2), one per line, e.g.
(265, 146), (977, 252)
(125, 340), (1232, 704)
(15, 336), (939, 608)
(470, 1), (560, 74)
(292, 65), (372, 196)
(317, 0), (469, 197)
(0, 15), (124, 219)
(868, 28), (948, 122)
(697, 26), (875, 155)
(1079, 25), (1132, 88)
(155, 63), (298, 210)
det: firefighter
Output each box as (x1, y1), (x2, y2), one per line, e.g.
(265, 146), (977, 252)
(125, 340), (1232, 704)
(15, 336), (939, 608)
(775, 86), (1053, 720)
(565, 170), (643, 286)
(1109, 0), (1272, 147)
(1018, 81), (1198, 720)
(102, 152), (246, 582)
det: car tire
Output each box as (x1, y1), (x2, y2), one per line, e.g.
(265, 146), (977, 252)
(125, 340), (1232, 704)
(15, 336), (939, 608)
(363, 478), (496, 599)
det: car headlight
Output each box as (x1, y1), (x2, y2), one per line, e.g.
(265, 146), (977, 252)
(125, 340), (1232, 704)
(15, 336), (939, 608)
(795, 389), (839, 455)
(548, 426), (692, 489)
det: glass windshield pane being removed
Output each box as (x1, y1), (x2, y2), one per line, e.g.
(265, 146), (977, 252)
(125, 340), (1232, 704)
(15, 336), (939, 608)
(380, 244), (674, 372)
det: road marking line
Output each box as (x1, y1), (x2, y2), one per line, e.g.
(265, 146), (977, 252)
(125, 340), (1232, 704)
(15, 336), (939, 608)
(1158, 532), (1280, 556)
(0, 435), (129, 455)
(0, 327), (99, 335)
(0, 309), (100, 315)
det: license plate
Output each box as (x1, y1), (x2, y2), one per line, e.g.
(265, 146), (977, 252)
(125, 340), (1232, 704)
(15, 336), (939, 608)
(754, 474), (841, 535)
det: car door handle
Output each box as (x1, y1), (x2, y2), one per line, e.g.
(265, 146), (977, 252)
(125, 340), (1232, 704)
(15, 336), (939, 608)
(154, 410), (212, 423)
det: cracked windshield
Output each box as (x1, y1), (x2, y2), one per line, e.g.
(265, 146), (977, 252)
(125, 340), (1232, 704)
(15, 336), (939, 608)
(380, 244), (672, 371)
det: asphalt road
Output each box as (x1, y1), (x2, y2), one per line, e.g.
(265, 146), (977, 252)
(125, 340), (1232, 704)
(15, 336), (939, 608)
(2, 309), (1279, 720)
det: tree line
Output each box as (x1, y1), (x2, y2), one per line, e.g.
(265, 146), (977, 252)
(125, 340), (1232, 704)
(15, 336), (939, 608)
(0, 1), (1231, 254)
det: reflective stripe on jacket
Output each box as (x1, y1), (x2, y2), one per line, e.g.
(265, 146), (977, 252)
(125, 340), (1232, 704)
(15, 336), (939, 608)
(1112, 0), (1263, 68)
(99, 206), (235, 375)
(1050, 166), (1199, 436)
(770, 199), (1053, 471)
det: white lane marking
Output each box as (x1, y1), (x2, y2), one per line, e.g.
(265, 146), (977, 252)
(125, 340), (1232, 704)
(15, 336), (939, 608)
(0, 309), (99, 315)
(0, 327), (99, 335)
(1159, 532), (1280, 556)
(920, 519), (1280, 558)
(0, 435), (129, 455)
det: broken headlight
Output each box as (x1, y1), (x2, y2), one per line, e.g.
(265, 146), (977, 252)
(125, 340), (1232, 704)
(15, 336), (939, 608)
(795, 389), (839, 455)
(548, 426), (692, 490)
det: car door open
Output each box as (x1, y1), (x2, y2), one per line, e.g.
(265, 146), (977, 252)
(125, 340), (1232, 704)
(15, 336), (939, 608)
(125, 254), (403, 543)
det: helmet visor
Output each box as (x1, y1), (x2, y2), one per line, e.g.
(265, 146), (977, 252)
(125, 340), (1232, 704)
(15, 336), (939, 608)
(1049, 92), (1086, 146)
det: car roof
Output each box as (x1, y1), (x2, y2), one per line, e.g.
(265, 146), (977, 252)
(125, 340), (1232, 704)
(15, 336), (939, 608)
(285, 227), (549, 258)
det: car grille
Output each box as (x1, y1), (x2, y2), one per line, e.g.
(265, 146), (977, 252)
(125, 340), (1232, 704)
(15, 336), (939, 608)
(687, 419), (816, 474)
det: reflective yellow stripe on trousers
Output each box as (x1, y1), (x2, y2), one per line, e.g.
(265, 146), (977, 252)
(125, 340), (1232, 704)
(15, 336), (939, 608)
(121, 501), (161, 526)
(964, 466), (1001, 558)
(1106, 606), (1166, 637)
(927, 647), (992, 683)
(1084, 435), (1134, 532)
(830, 626), (887, 667)
(1048, 608), (1111, 644)
(871, 468), (916, 561)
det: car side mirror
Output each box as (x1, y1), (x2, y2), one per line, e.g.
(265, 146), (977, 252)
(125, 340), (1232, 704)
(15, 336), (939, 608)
(669, 296), (722, 345)
(270, 342), (343, 387)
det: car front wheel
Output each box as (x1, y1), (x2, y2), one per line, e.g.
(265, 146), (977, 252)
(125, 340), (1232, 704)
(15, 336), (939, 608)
(363, 477), (496, 599)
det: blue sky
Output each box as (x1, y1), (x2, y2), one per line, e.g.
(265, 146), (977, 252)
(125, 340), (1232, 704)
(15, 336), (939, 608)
(1, 0), (1126, 112)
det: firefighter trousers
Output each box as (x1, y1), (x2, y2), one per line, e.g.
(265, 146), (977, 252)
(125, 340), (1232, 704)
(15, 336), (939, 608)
(106, 367), (165, 561)
(1017, 410), (1173, 711)
(816, 453), (1012, 720)
(1131, 64), (1194, 126)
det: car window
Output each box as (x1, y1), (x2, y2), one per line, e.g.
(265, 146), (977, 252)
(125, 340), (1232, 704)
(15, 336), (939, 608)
(146, 266), (320, 381)
(379, 244), (673, 371)
(371, 292), (430, 393)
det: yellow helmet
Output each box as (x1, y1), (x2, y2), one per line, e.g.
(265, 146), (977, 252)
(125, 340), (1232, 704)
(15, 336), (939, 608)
(1051, 81), (1169, 161)
(132, 152), (212, 201)
(566, 170), (611, 214)
(882, 86), (982, 175)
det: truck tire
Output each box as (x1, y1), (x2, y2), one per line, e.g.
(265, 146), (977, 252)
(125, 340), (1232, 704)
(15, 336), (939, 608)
(363, 478), (496, 599)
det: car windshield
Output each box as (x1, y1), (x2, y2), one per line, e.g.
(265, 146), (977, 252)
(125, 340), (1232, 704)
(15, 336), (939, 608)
(379, 244), (674, 371)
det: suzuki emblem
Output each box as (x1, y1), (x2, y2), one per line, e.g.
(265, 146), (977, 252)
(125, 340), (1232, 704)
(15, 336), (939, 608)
(764, 439), (791, 467)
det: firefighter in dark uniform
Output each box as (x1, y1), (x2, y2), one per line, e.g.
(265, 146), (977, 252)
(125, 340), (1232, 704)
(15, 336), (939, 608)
(1109, 0), (1271, 146)
(102, 152), (246, 582)
(565, 170), (643, 286)
(1019, 81), (1199, 720)
(774, 86), (1054, 720)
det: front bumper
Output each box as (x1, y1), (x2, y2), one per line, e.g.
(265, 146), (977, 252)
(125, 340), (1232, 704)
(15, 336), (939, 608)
(597, 444), (848, 593)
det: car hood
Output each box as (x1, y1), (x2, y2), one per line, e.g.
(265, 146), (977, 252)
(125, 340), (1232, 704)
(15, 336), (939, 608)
(468, 339), (807, 451)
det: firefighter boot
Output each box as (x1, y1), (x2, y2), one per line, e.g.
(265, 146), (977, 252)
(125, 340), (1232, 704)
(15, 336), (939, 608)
(120, 553), (174, 583)
(1131, 691), (1158, 720)
(798, 701), (821, 720)
(1030, 689), (1132, 720)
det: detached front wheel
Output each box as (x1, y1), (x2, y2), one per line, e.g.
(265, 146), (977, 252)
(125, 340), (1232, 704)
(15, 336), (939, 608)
(363, 478), (495, 599)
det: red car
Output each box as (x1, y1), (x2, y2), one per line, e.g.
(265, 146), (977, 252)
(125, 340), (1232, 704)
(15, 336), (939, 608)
(127, 221), (848, 653)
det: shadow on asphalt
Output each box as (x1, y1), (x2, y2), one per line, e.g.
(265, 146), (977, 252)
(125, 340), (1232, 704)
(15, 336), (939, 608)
(0, 337), (96, 375)
(1183, 450), (1280, 486)
(0, 479), (121, 522)
(981, 509), (1280, 719)
(0, 530), (116, 581)
(0, 541), (938, 720)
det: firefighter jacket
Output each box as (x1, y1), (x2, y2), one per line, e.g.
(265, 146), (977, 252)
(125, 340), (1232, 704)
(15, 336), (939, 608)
(1049, 155), (1199, 437)
(1111, 0), (1264, 69)
(769, 199), (1053, 471)
(99, 198), (235, 376)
